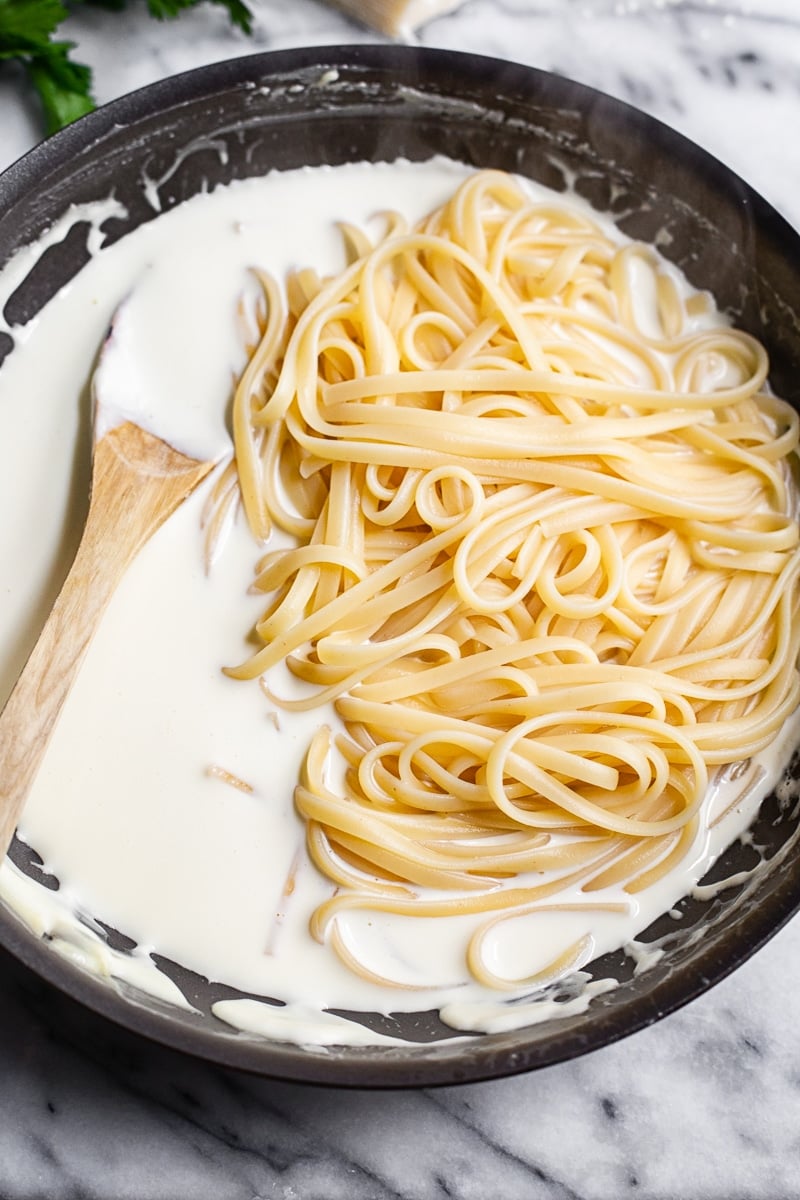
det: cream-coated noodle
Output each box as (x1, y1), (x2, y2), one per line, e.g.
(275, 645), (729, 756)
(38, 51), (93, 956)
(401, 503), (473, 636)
(209, 168), (800, 992)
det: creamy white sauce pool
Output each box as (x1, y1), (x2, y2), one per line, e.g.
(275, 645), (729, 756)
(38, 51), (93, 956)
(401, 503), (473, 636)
(0, 159), (792, 1045)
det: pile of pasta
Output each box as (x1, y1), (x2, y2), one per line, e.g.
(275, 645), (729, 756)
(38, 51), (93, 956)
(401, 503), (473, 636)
(213, 168), (800, 989)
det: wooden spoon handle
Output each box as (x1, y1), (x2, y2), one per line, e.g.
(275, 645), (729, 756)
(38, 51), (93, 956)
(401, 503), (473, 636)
(0, 423), (214, 859)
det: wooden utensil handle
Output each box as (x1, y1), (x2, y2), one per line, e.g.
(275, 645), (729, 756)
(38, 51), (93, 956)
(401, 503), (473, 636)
(0, 515), (127, 854)
(0, 424), (214, 860)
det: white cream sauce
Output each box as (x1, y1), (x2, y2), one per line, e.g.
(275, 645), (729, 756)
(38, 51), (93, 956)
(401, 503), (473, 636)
(0, 159), (793, 1045)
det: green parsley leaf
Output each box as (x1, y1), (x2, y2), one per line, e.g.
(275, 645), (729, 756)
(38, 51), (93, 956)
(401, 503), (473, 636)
(28, 43), (94, 134)
(0, 0), (65, 44)
(0, 0), (255, 137)
(0, 0), (95, 134)
(146, 0), (252, 36)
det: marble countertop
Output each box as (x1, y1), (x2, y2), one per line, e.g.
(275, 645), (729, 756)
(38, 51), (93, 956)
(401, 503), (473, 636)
(2, 1), (800, 1196)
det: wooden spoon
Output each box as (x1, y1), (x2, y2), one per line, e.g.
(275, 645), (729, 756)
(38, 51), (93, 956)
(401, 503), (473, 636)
(0, 326), (217, 860)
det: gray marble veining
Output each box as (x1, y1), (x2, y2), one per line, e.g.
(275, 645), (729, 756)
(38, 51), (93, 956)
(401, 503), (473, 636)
(2, 1), (800, 1197)
(4, 916), (800, 1198)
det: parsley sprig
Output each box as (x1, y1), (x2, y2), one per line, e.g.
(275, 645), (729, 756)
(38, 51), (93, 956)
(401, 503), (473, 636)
(0, 0), (254, 137)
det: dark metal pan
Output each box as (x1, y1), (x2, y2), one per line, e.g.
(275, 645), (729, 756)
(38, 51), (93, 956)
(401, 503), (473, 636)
(1, 45), (799, 1087)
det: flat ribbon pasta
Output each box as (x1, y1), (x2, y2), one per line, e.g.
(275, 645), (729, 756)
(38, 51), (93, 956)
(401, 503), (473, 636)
(217, 168), (800, 991)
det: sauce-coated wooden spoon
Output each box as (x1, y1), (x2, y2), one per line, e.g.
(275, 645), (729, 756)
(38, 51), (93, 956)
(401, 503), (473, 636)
(0, 327), (217, 860)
